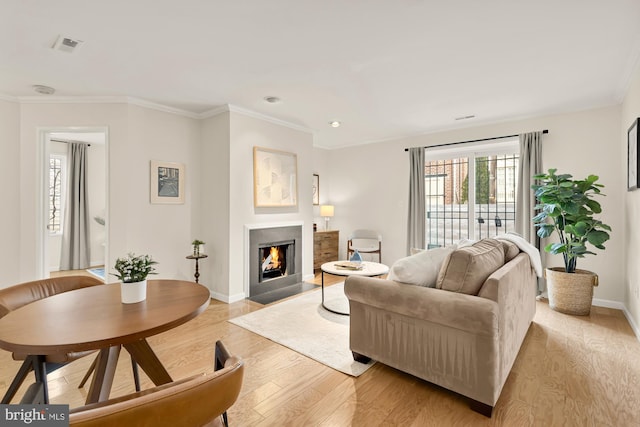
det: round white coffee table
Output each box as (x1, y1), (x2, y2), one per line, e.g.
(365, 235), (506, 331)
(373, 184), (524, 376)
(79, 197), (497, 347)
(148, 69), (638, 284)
(321, 260), (389, 315)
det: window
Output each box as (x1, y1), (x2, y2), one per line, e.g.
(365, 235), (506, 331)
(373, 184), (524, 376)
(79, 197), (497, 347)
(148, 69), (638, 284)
(424, 139), (519, 247)
(49, 154), (66, 234)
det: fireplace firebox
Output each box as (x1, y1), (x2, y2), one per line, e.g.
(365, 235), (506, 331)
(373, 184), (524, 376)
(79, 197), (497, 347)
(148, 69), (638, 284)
(259, 240), (294, 282)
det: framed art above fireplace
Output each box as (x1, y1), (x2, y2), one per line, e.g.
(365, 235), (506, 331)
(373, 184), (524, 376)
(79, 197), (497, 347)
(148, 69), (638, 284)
(253, 146), (298, 207)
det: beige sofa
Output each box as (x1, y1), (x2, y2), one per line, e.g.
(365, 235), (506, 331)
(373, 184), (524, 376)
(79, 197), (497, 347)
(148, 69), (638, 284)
(344, 240), (537, 416)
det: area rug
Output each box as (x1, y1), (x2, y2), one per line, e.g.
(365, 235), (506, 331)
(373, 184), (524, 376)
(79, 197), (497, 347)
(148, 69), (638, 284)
(229, 282), (375, 376)
(86, 267), (105, 280)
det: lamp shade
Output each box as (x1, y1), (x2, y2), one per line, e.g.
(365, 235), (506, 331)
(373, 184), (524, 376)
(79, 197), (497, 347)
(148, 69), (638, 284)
(320, 205), (334, 217)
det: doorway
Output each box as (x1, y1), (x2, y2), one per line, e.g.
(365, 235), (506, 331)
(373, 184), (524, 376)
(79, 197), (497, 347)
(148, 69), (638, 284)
(37, 127), (109, 281)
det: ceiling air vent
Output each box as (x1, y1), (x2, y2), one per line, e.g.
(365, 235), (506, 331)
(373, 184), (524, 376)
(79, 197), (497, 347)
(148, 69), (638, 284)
(52, 35), (83, 53)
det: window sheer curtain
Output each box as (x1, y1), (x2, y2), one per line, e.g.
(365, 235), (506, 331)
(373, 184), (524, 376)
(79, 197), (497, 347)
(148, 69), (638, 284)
(407, 147), (425, 254)
(516, 131), (543, 291)
(60, 142), (91, 270)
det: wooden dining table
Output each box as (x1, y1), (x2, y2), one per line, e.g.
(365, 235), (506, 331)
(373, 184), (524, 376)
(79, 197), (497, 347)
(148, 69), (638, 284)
(0, 279), (210, 405)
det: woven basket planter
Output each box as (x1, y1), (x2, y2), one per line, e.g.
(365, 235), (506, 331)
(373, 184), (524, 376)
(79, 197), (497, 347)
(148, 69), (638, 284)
(545, 267), (599, 315)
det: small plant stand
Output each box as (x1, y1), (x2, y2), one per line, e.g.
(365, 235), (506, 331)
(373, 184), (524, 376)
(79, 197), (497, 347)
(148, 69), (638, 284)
(186, 254), (208, 284)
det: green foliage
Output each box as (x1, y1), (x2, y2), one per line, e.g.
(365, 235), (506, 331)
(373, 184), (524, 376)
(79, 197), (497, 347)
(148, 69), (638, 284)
(532, 169), (611, 273)
(192, 239), (205, 246)
(476, 158), (490, 204)
(460, 157), (490, 204)
(112, 253), (158, 283)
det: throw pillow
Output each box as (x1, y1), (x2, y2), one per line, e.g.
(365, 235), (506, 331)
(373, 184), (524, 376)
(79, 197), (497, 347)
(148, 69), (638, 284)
(499, 240), (520, 262)
(388, 245), (457, 287)
(436, 238), (505, 295)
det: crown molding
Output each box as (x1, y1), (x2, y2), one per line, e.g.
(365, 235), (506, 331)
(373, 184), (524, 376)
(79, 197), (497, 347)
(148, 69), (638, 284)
(615, 35), (640, 102)
(14, 95), (201, 119)
(199, 104), (312, 134)
(125, 97), (201, 119)
(8, 95), (309, 131)
(17, 95), (130, 105)
(0, 93), (19, 102)
(198, 105), (231, 119)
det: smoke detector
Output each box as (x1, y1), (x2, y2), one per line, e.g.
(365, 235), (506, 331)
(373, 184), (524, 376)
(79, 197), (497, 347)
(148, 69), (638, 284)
(33, 85), (55, 95)
(52, 35), (83, 53)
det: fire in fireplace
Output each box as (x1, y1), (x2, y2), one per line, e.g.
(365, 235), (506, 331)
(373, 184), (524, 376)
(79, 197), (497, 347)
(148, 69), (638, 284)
(258, 240), (294, 282)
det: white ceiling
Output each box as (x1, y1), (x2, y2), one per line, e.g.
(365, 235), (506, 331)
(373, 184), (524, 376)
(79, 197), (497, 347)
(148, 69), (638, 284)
(2, 0), (640, 149)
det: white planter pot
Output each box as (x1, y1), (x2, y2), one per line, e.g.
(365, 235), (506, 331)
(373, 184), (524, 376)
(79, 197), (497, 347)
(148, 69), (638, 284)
(121, 280), (147, 304)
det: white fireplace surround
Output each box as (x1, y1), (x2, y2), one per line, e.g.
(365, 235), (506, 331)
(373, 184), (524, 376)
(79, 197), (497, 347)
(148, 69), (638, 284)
(244, 221), (306, 298)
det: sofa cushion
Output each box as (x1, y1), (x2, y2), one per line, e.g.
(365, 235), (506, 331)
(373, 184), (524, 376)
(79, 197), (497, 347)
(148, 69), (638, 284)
(388, 245), (457, 288)
(499, 240), (520, 262)
(436, 238), (505, 295)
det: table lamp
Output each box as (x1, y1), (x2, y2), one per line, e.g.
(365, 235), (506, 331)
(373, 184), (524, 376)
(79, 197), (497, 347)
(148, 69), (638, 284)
(320, 205), (334, 230)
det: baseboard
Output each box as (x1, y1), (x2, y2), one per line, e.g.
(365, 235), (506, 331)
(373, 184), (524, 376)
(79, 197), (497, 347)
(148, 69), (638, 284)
(303, 273), (315, 282)
(592, 298), (625, 310)
(623, 306), (640, 342)
(209, 289), (246, 304)
(592, 298), (640, 342)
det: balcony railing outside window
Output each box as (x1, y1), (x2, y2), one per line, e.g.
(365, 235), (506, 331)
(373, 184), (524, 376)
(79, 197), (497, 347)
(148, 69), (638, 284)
(425, 149), (518, 247)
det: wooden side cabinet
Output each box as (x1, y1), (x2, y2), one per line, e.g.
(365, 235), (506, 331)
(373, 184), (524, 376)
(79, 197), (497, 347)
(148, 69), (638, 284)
(314, 230), (339, 270)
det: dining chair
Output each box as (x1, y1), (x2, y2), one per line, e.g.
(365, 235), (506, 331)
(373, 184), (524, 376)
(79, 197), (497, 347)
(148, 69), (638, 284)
(69, 340), (244, 427)
(347, 229), (382, 263)
(0, 275), (139, 404)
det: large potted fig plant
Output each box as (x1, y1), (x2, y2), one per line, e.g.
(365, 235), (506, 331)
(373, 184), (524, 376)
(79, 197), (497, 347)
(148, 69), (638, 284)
(532, 169), (611, 315)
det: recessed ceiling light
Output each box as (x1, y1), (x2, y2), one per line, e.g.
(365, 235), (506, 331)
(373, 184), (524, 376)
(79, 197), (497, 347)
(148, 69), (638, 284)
(329, 121), (341, 128)
(33, 85), (55, 95)
(264, 96), (281, 104)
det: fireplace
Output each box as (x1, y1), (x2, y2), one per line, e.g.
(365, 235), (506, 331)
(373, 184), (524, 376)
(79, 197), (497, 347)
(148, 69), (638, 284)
(248, 224), (302, 299)
(259, 240), (294, 282)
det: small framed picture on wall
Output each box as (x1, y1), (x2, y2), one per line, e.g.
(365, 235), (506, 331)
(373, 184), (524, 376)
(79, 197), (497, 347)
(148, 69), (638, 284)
(628, 118), (639, 191)
(150, 160), (185, 204)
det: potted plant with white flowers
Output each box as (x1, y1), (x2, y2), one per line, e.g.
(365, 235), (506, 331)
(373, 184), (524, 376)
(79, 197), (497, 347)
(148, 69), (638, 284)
(112, 253), (158, 303)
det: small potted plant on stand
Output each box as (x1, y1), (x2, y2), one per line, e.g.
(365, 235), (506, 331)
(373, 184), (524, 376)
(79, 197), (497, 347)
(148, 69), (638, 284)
(192, 239), (205, 256)
(113, 253), (158, 304)
(532, 169), (611, 315)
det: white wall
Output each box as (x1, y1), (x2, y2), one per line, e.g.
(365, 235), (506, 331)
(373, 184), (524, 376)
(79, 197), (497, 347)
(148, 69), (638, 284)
(0, 99), (21, 288)
(18, 103), (128, 282)
(227, 112), (315, 301)
(124, 105), (201, 281)
(199, 110), (315, 302)
(325, 105), (625, 303)
(200, 112), (231, 299)
(11, 102), (200, 286)
(311, 146), (332, 231)
(623, 64), (640, 328)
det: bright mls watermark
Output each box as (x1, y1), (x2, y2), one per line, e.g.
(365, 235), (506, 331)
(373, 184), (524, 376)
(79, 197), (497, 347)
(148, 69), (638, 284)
(1, 405), (69, 426)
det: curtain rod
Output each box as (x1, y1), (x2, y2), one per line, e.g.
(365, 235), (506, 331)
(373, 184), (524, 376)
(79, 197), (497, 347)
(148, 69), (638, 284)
(51, 139), (91, 147)
(403, 129), (548, 151)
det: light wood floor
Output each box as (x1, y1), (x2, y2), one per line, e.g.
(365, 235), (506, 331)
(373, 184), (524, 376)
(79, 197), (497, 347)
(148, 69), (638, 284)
(49, 267), (105, 280)
(1, 274), (639, 426)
